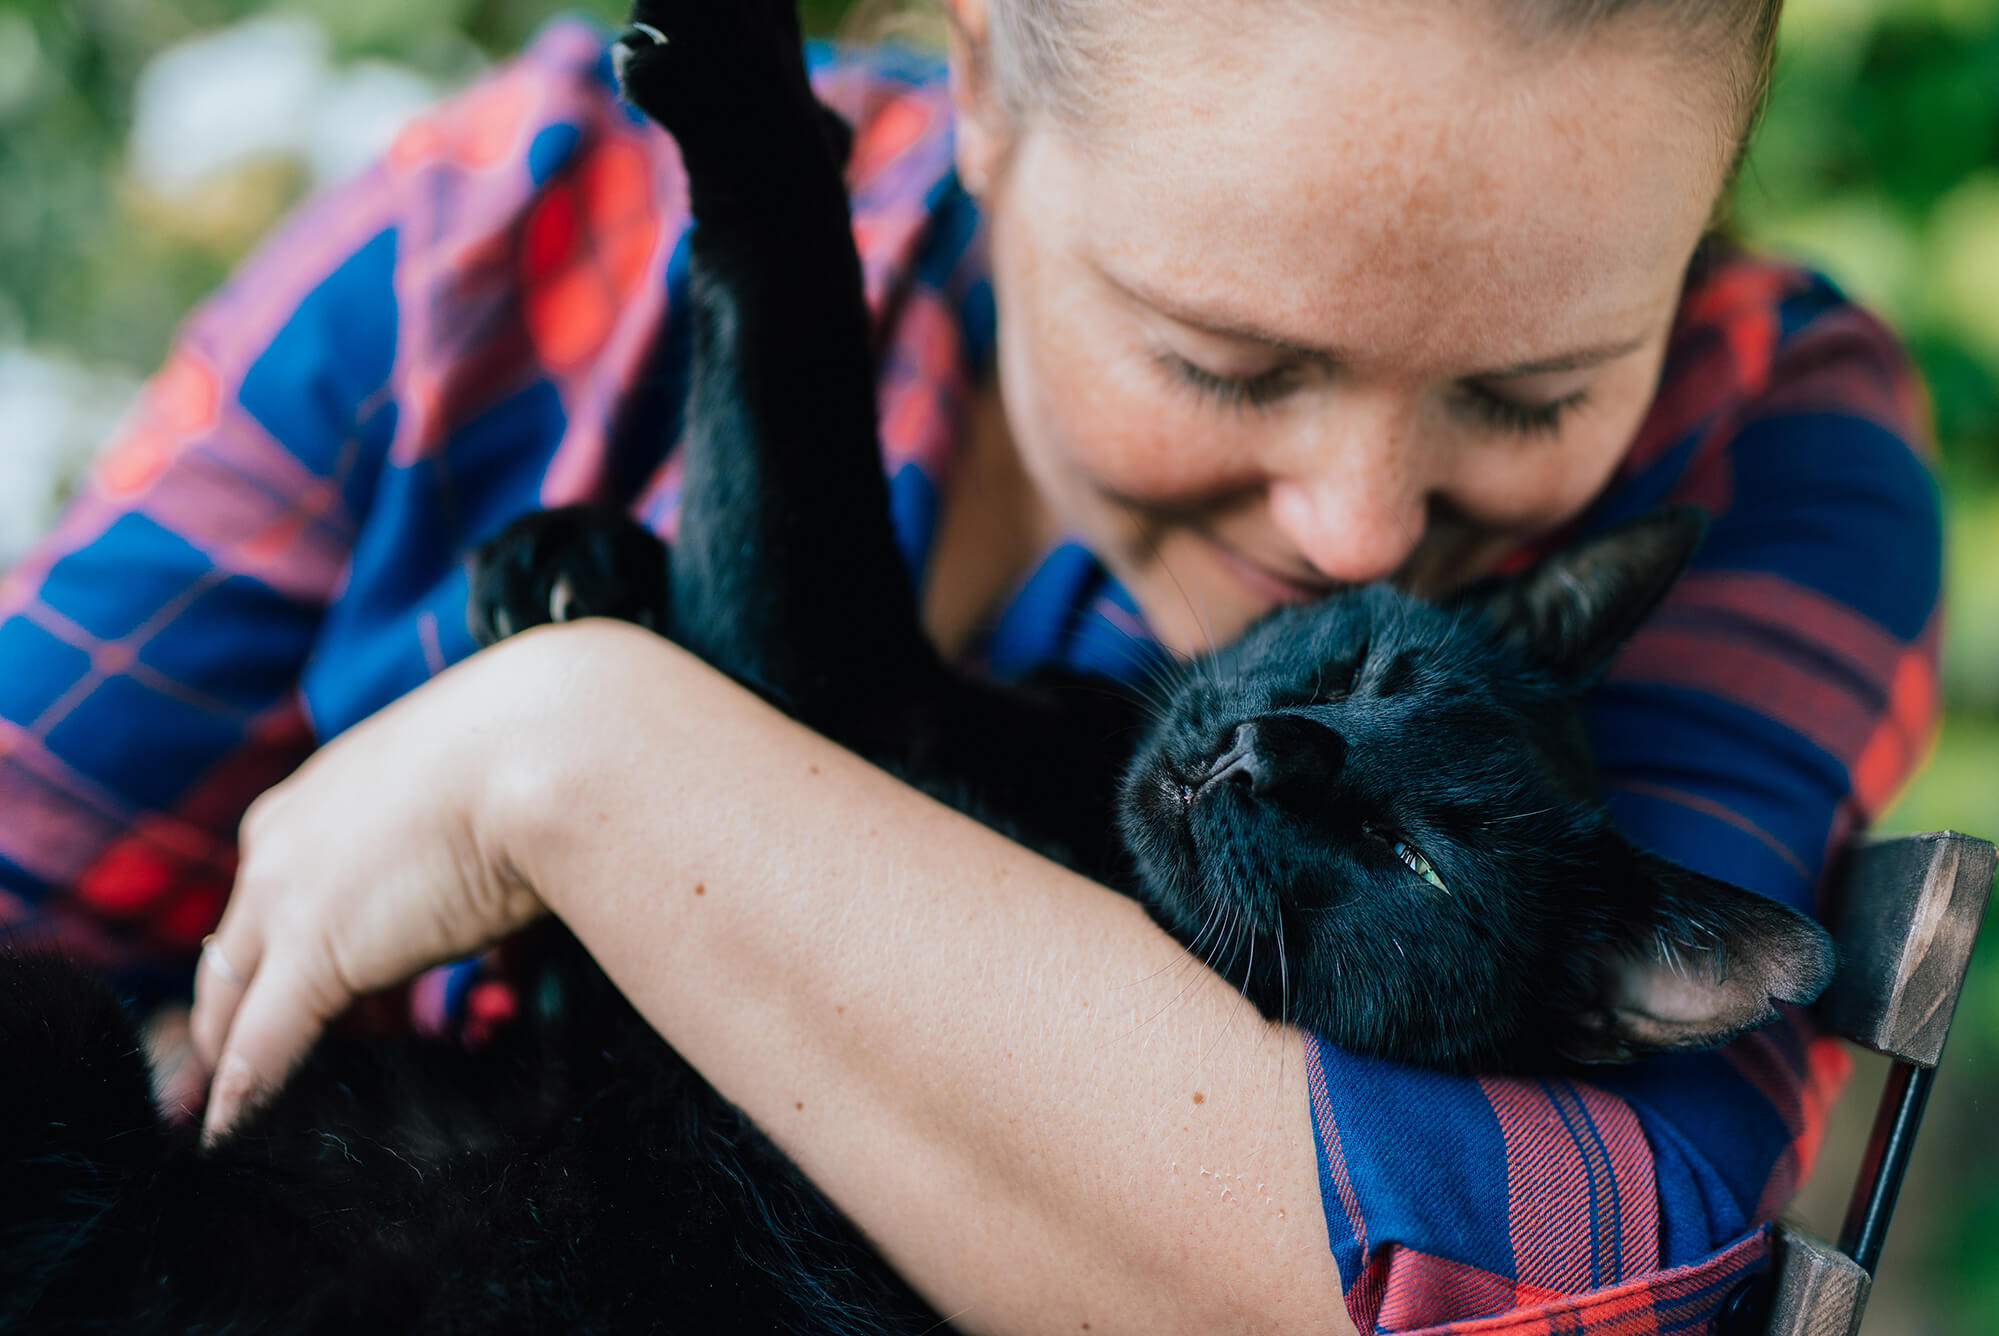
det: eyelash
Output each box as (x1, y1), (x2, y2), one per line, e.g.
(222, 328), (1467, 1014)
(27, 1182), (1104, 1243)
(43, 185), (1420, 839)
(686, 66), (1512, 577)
(1162, 353), (1589, 438)
(1458, 385), (1589, 438)
(1160, 354), (1297, 412)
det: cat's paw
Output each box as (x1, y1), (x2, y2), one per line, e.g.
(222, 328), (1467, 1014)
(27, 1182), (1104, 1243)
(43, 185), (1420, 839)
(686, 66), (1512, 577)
(612, 0), (823, 161)
(467, 507), (671, 648)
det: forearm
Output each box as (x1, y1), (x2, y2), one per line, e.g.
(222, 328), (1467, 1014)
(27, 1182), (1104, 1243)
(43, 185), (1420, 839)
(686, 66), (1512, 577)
(492, 619), (1347, 1336)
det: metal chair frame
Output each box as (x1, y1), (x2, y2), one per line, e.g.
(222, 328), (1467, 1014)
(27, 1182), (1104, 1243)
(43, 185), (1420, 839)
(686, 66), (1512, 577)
(1727, 832), (1996, 1336)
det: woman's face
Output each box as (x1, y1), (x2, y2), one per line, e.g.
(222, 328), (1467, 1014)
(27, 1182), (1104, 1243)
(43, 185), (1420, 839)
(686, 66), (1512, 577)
(960, 3), (1736, 655)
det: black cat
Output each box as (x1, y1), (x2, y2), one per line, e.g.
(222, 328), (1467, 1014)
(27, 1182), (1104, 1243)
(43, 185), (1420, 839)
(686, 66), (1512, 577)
(2, 1), (1833, 1331)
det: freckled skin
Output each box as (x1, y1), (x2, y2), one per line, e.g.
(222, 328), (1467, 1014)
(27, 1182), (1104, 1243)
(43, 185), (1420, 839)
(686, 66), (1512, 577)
(955, 4), (1735, 654)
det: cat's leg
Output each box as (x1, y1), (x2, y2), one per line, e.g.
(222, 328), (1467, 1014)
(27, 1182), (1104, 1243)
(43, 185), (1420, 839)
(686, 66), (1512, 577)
(613, 0), (941, 723)
(612, 4), (1152, 876)
(467, 505), (671, 649)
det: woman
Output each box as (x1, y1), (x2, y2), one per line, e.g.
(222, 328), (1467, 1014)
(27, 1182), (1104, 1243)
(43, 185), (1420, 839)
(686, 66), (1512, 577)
(0, 0), (1940, 1330)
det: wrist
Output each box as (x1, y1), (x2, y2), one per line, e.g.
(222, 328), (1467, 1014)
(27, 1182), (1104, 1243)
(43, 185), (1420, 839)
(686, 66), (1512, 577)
(468, 618), (694, 923)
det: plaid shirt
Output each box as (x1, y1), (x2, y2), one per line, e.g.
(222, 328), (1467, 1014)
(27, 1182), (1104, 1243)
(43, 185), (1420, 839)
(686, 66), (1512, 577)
(0, 20), (1942, 1334)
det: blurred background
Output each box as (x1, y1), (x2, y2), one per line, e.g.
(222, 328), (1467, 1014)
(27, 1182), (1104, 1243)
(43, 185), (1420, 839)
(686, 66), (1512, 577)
(0, 0), (1994, 1327)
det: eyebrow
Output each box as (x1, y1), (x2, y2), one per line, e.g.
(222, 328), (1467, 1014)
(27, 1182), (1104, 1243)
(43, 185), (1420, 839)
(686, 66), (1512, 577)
(1105, 267), (1652, 380)
(1477, 337), (1651, 379)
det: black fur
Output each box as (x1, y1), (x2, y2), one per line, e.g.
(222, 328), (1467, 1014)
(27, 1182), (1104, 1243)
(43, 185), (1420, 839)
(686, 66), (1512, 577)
(1, 0), (1834, 1329)
(4, 930), (937, 1334)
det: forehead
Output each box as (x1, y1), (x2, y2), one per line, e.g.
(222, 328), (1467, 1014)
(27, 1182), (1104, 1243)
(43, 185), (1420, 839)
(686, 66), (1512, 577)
(1045, 5), (1731, 372)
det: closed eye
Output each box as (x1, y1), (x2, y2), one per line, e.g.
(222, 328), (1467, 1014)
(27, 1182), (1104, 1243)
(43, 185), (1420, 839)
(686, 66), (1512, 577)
(1159, 353), (1302, 412)
(1280, 646), (1366, 709)
(1456, 383), (1588, 437)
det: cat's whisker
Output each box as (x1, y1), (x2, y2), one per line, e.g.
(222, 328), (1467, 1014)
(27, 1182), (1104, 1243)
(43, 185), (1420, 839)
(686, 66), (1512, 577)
(1125, 884), (1233, 989)
(1242, 925), (1258, 1006)
(1483, 805), (1558, 825)
(1114, 887), (1248, 1039)
(1117, 934), (1234, 1043)
(1185, 883), (1233, 958)
(1194, 894), (1236, 979)
(1129, 514), (1220, 660)
(1194, 911), (1257, 1073)
(923, 1306), (976, 1334)
(1276, 913), (1292, 1038)
(993, 588), (1186, 722)
(1273, 913), (1292, 1107)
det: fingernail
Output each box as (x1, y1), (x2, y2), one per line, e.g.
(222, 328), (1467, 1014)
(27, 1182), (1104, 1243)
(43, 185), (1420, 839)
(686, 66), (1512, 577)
(201, 1056), (253, 1146)
(200, 1105), (230, 1148)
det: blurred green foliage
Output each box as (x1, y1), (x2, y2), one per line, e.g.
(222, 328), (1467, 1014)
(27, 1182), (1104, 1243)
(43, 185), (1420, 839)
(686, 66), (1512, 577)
(0, 0), (851, 364)
(2, 0), (1997, 1328)
(1736, 0), (1999, 487)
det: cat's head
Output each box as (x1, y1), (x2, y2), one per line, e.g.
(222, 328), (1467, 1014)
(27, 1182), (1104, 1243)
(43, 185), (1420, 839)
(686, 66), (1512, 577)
(1118, 508), (1835, 1072)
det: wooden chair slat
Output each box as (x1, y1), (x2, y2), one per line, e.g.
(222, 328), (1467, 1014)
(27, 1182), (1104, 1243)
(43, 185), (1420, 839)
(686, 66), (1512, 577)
(1814, 832), (1995, 1066)
(1766, 1225), (1870, 1336)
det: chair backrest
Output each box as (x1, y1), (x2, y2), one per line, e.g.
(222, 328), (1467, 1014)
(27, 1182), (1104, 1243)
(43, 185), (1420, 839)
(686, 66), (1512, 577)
(1752, 832), (1996, 1336)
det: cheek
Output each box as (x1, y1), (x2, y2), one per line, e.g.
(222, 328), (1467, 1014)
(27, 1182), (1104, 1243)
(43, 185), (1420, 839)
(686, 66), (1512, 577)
(992, 209), (1259, 513)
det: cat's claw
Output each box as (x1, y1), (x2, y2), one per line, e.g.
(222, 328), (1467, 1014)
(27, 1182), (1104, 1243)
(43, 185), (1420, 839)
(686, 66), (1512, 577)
(612, 0), (824, 164)
(467, 508), (671, 649)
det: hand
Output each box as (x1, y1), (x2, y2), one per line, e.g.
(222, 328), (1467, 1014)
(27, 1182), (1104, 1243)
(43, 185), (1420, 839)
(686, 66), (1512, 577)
(188, 642), (555, 1142)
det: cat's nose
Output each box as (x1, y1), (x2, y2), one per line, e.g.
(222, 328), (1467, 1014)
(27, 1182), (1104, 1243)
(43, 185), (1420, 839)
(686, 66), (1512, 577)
(1203, 715), (1347, 802)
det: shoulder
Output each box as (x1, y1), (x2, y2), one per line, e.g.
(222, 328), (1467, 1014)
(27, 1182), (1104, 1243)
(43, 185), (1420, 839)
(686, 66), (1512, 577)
(249, 22), (969, 459)
(1607, 246), (1940, 626)
(1629, 245), (1932, 481)
(362, 25), (961, 282)
(1658, 247), (1936, 584)
(1581, 246), (1943, 904)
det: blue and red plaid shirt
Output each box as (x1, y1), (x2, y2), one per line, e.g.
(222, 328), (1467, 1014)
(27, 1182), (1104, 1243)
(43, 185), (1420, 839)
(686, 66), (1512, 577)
(0, 21), (1943, 1334)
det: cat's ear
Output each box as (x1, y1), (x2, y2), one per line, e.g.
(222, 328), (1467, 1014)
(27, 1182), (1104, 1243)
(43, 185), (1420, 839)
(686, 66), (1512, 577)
(1564, 848), (1837, 1063)
(1458, 507), (1708, 685)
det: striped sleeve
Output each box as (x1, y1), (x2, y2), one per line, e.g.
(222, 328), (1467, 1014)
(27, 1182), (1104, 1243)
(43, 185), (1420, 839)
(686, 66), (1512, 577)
(1587, 258), (1942, 919)
(0, 169), (405, 1004)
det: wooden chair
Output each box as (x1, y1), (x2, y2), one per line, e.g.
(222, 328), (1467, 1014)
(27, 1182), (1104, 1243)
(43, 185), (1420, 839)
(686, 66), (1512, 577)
(1717, 832), (1997, 1336)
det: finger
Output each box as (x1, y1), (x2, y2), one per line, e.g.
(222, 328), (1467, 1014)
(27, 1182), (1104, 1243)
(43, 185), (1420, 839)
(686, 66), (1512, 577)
(140, 1005), (206, 1125)
(189, 925), (262, 1071)
(154, 1048), (211, 1127)
(201, 948), (340, 1145)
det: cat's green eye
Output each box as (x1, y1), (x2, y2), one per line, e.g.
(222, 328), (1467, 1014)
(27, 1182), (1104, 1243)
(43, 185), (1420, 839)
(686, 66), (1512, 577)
(1392, 838), (1450, 895)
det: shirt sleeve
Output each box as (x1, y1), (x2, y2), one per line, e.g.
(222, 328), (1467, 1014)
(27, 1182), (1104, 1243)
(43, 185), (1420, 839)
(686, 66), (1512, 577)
(1306, 263), (1939, 1334)
(1588, 264), (1942, 920)
(0, 163), (407, 1008)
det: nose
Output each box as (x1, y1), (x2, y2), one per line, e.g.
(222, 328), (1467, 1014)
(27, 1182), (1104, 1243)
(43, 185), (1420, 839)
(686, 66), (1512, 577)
(1203, 715), (1347, 804)
(1265, 414), (1432, 584)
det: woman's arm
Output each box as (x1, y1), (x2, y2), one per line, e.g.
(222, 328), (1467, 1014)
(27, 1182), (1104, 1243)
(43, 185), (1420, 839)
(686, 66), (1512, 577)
(508, 621), (1344, 1336)
(191, 616), (1348, 1336)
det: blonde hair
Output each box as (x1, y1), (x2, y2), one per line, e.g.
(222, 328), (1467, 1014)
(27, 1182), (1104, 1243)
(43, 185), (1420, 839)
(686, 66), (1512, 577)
(854, 0), (1782, 170)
